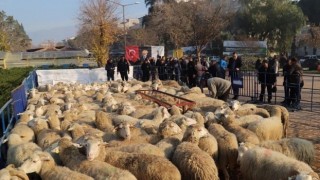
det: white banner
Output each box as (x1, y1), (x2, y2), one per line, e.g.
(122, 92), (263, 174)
(151, 46), (165, 59)
(36, 67), (134, 86)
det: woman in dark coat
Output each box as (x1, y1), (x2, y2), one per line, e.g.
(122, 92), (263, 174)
(141, 59), (151, 82)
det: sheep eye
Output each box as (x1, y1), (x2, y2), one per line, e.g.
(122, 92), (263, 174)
(197, 129), (202, 131)
(33, 160), (37, 163)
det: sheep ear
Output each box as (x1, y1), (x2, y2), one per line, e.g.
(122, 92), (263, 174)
(101, 142), (108, 147)
(51, 147), (60, 154)
(112, 126), (119, 132)
(72, 143), (83, 148)
(38, 153), (51, 161)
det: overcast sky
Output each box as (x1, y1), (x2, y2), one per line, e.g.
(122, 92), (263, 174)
(0, 0), (148, 46)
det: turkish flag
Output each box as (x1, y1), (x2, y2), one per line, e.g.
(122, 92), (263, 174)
(126, 46), (139, 63)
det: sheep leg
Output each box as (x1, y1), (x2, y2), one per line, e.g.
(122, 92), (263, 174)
(222, 167), (230, 180)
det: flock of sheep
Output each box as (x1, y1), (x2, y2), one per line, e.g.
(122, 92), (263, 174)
(0, 79), (319, 180)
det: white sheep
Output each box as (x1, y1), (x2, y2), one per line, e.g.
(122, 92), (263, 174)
(95, 111), (114, 132)
(10, 124), (35, 143)
(243, 137), (315, 165)
(155, 137), (181, 159)
(247, 106), (283, 141)
(237, 145), (319, 180)
(18, 151), (94, 180)
(59, 138), (137, 180)
(108, 143), (166, 157)
(109, 122), (152, 145)
(182, 124), (219, 161)
(47, 113), (61, 130)
(0, 164), (29, 180)
(257, 104), (290, 137)
(172, 142), (219, 180)
(207, 123), (238, 180)
(117, 102), (136, 115)
(102, 146), (181, 180)
(6, 134), (42, 167)
(220, 113), (260, 145)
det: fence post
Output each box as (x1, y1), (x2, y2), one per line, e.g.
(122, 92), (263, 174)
(311, 76), (314, 111)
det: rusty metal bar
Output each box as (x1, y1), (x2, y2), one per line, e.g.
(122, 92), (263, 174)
(136, 90), (196, 113)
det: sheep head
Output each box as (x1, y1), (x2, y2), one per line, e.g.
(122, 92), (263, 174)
(18, 152), (52, 174)
(114, 122), (133, 140)
(74, 136), (107, 161)
(288, 173), (313, 180)
(117, 102), (136, 115)
(237, 142), (253, 164)
(158, 120), (182, 138)
(170, 105), (182, 116)
(182, 124), (209, 144)
(230, 100), (241, 111)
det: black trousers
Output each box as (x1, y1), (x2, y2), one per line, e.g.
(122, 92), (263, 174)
(142, 72), (150, 82)
(107, 73), (114, 81)
(218, 85), (231, 102)
(283, 83), (290, 104)
(120, 72), (128, 81)
(289, 85), (301, 105)
(231, 76), (240, 96)
(259, 84), (272, 101)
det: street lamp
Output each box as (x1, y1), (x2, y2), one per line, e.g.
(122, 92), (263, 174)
(106, 0), (140, 53)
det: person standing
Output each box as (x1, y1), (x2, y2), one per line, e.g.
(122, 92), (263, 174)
(258, 60), (277, 103)
(288, 57), (304, 110)
(173, 58), (182, 82)
(206, 77), (232, 102)
(227, 52), (242, 100)
(255, 58), (262, 72)
(208, 59), (224, 78)
(117, 56), (130, 81)
(269, 55), (279, 75)
(195, 59), (207, 87)
(141, 59), (151, 82)
(187, 58), (197, 88)
(105, 59), (115, 81)
(281, 59), (291, 106)
(219, 56), (228, 79)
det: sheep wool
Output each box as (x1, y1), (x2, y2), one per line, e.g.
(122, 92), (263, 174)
(19, 151), (94, 180)
(59, 138), (137, 180)
(239, 147), (319, 180)
(172, 142), (219, 180)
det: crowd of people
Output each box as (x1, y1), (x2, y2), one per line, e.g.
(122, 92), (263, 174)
(105, 52), (304, 110)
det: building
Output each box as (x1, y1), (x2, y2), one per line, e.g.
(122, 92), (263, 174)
(118, 18), (142, 30)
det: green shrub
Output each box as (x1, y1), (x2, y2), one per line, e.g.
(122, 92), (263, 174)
(0, 67), (33, 107)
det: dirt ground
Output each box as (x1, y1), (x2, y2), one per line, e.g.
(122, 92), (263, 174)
(287, 111), (320, 175)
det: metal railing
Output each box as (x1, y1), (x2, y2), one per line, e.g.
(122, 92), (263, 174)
(0, 69), (38, 167)
(131, 64), (320, 112)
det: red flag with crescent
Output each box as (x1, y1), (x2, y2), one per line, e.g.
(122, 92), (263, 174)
(125, 46), (139, 63)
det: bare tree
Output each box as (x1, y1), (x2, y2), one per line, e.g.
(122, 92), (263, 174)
(147, 0), (233, 58)
(299, 26), (320, 48)
(78, 0), (120, 67)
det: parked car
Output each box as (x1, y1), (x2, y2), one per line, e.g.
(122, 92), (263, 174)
(301, 56), (320, 70)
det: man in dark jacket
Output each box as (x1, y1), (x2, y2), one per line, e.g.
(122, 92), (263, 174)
(227, 52), (242, 100)
(258, 60), (277, 103)
(105, 59), (115, 81)
(187, 58), (197, 88)
(281, 59), (291, 106)
(117, 56), (130, 81)
(208, 59), (224, 79)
